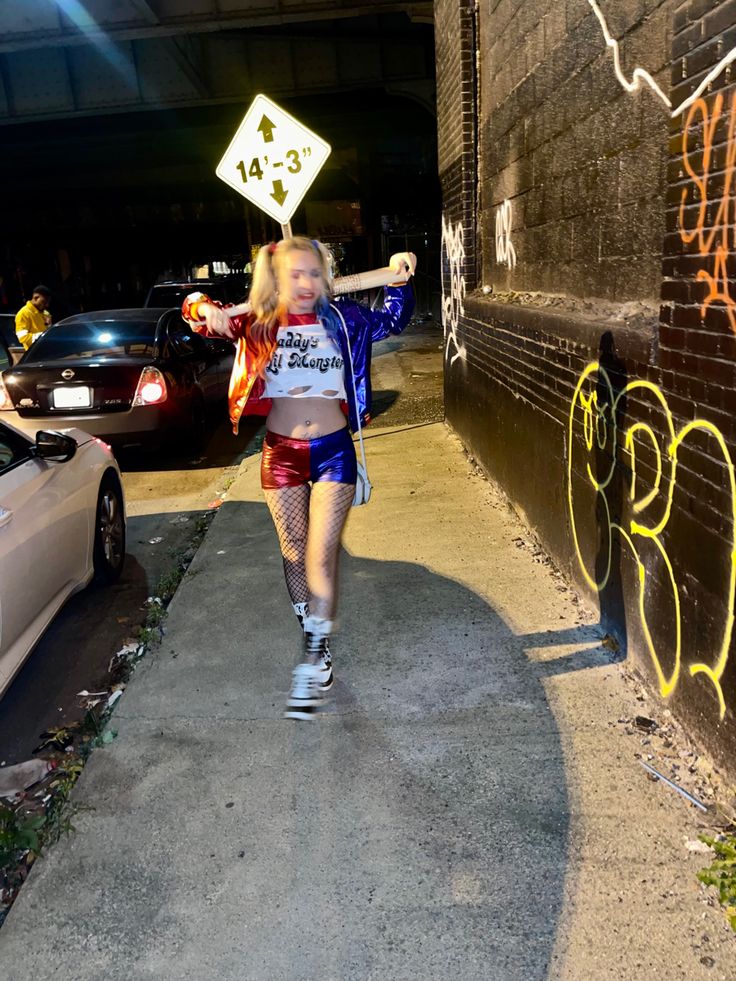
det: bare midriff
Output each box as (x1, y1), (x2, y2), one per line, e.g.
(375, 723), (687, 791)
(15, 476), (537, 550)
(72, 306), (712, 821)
(267, 396), (347, 441)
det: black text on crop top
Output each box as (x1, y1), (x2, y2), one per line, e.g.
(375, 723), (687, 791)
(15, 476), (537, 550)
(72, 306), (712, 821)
(263, 314), (346, 399)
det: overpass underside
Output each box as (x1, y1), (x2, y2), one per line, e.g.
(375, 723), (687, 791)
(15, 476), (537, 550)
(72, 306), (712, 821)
(0, 2), (438, 316)
(0, 0), (435, 123)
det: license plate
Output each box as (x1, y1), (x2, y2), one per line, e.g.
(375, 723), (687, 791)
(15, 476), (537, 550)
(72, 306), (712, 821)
(52, 386), (92, 409)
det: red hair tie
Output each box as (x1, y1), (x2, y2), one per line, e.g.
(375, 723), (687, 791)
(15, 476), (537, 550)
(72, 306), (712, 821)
(267, 242), (277, 255)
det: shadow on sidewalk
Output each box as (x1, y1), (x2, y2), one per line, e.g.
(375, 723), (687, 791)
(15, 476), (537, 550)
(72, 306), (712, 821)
(208, 530), (578, 978)
(0, 497), (601, 980)
(249, 542), (583, 977)
(520, 624), (625, 678)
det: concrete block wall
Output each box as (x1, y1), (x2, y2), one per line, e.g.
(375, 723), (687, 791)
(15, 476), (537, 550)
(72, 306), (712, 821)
(436, 0), (736, 773)
(481, 0), (672, 300)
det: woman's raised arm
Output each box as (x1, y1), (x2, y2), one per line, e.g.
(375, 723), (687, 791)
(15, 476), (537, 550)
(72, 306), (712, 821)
(181, 292), (248, 340)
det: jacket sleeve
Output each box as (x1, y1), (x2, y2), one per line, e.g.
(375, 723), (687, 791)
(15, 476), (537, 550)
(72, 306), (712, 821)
(14, 308), (34, 350)
(181, 291), (249, 341)
(336, 284), (415, 343)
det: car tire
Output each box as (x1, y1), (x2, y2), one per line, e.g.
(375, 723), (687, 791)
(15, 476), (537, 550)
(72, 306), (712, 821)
(93, 473), (126, 584)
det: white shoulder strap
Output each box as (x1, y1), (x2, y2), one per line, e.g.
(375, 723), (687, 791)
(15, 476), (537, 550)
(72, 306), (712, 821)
(330, 304), (368, 475)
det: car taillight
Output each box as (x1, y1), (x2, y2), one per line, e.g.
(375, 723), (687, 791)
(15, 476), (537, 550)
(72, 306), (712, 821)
(0, 376), (13, 411)
(133, 366), (167, 406)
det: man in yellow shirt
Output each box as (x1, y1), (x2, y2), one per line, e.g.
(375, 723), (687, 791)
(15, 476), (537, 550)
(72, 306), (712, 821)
(15, 285), (52, 350)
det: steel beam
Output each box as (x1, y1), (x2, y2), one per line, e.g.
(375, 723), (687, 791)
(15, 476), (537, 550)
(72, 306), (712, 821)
(0, 3), (434, 53)
(127, 0), (160, 25)
(0, 55), (15, 118)
(0, 23), (432, 125)
(162, 36), (210, 101)
(62, 46), (79, 112)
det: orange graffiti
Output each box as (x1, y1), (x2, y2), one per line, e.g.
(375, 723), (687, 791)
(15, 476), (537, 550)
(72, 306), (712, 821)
(679, 90), (736, 332)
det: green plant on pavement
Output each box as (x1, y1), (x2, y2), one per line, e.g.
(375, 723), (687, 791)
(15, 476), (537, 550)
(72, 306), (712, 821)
(0, 756), (88, 868)
(154, 568), (183, 603)
(42, 759), (89, 847)
(698, 833), (736, 931)
(135, 528), (213, 646)
(0, 807), (45, 869)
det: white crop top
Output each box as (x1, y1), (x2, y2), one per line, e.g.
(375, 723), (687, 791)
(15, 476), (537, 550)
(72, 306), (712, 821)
(263, 320), (347, 399)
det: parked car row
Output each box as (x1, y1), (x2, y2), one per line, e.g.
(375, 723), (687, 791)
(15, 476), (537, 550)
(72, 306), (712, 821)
(144, 275), (248, 309)
(0, 285), (241, 701)
(0, 369), (126, 698)
(0, 307), (234, 451)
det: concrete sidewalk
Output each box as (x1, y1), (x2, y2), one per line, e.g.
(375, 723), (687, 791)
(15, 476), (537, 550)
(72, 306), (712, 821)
(1, 421), (733, 980)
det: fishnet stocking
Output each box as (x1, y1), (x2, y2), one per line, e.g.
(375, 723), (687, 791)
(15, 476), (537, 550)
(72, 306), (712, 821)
(264, 481), (355, 621)
(306, 481), (355, 620)
(264, 485), (310, 606)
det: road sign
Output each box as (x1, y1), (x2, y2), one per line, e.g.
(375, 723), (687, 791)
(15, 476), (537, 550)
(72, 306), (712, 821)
(216, 94), (331, 226)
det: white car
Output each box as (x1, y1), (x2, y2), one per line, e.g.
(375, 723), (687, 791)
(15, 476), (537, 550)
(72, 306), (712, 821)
(0, 417), (126, 698)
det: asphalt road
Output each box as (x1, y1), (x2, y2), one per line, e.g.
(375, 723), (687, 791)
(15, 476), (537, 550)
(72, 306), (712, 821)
(0, 318), (443, 765)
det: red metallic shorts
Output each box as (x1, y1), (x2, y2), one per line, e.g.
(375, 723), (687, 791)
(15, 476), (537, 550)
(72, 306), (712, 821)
(260, 428), (358, 489)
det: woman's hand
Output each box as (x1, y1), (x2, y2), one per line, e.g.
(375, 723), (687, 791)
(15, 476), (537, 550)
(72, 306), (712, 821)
(388, 251), (417, 285)
(199, 302), (237, 340)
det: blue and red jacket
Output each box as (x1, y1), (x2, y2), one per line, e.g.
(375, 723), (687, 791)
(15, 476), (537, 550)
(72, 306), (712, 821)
(183, 286), (414, 434)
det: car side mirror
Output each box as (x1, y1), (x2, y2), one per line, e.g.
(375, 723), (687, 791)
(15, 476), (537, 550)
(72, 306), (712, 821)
(35, 430), (77, 462)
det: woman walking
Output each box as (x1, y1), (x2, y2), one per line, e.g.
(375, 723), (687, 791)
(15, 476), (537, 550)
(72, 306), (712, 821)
(183, 237), (416, 718)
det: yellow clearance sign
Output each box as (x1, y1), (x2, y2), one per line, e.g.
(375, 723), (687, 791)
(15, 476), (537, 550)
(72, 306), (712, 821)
(216, 94), (331, 225)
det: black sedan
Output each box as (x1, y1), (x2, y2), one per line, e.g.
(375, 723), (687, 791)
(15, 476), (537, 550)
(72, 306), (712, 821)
(0, 308), (234, 451)
(144, 275), (249, 309)
(0, 313), (23, 364)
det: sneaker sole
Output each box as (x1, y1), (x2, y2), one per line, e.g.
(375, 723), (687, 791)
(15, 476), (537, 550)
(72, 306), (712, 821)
(287, 693), (321, 707)
(319, 670), (334, 691)
(285, 704), (320, 720)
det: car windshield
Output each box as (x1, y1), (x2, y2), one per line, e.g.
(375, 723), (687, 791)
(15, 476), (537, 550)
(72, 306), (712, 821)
(149, 282), (246, 307)
(148, 286), (204, 307)
(24, 320), (157, 361)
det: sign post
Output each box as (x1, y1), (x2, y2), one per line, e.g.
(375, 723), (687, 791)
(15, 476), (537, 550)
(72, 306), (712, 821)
(216, 94), (331, 240)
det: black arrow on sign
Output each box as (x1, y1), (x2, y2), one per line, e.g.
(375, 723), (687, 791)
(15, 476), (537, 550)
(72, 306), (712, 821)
(271, 179), (288, 206)
(257, 115), (276, 142)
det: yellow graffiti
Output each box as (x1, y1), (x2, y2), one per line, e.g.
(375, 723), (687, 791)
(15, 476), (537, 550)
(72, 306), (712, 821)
(568, 363), (736, 717)
(626, 423), (662, 512)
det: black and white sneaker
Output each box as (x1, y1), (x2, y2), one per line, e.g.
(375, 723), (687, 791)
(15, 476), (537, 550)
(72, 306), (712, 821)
(293, 602), (309, 630)
(317, 640), (333, 691)
(305, 632), (333, 691)
(285, 662), (324, 720)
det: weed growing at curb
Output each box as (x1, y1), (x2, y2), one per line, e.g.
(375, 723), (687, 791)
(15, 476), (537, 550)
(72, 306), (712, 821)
(38, 758), (90, 849)
(0, 755), (89, 925)
(134, 514), (215, 648)
(698, 833), (736, 932)
(0, 810), (45, 870)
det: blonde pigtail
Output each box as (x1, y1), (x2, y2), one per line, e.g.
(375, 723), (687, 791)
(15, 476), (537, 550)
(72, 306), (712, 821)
(249, 244), (282, 348)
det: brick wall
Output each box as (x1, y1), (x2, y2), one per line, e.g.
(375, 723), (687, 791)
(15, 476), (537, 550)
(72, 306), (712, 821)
(481, 0), (672, 300)
(436, 0), (736, 774)
(436, 0), (477, 396)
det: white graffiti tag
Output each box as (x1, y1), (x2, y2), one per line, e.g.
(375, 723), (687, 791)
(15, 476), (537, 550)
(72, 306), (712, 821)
(441, 214), (467, 365)
(495, 199), (517, 269)
(589, 0), (736, 118)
